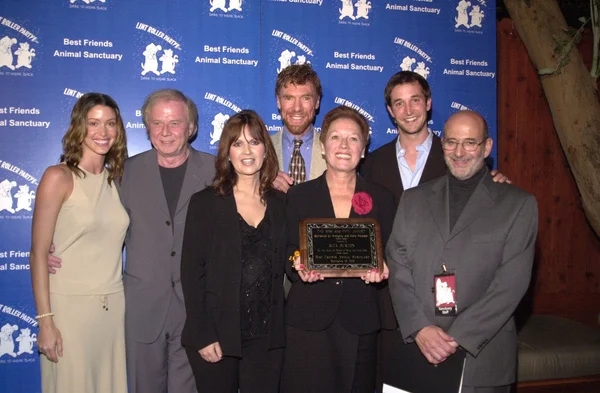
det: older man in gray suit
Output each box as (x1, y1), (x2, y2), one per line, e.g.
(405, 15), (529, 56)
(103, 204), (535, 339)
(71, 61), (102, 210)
(49, 89), (215, 393)
(386, 110), (538, 393)
(119, 89), (215, 393)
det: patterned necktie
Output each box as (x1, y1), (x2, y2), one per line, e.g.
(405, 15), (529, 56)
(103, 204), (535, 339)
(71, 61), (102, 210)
(288, 139), (306, 185)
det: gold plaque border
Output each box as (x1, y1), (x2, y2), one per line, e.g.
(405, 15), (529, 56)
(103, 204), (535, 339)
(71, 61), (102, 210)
(299, 217), (383, 278)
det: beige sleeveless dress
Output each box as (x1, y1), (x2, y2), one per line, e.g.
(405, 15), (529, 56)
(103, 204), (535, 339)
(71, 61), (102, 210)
(41, 167), (129, 393)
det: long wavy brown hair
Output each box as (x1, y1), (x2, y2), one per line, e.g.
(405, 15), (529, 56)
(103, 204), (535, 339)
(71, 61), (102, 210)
(61, 93), (128, 185)
(212, 110), (278, 202)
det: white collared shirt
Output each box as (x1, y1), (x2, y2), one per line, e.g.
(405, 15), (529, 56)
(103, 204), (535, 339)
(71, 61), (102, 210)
(395, 129), (434, 190)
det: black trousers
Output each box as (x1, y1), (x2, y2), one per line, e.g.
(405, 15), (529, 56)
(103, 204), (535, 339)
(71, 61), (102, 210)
(376, 328), (404, 393)
(185, 337), (283, 393)
(280, 316), (378, 393)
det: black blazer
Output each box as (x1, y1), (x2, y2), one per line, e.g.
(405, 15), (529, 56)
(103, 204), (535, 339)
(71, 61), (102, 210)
(285, 173), (396, 335)
(180, 187), (287, 357)
(360, 134), (447, 329)
(360, 135), (446, 205)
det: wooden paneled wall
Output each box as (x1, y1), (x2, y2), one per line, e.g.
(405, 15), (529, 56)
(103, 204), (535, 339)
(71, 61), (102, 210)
(497, 19), (600, 326)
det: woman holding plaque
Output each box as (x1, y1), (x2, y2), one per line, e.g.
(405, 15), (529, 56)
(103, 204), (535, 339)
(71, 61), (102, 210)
(281, 106), (396, 393)
(180, 110), (286, 393)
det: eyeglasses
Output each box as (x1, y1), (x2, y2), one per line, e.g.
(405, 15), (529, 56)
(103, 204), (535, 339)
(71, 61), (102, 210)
(442, 139), (487, 152)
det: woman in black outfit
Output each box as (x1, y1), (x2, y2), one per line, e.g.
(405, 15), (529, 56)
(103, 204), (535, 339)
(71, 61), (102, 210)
(281, 106), (396, 393)
(181, 110), (286, 393)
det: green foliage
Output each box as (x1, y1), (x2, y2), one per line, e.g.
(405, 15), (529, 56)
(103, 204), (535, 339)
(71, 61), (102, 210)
(498, 0), (591, 26)
(538, 15), (590, 76)
(500, 0), (598, 80)
(538, 67), (555, 75)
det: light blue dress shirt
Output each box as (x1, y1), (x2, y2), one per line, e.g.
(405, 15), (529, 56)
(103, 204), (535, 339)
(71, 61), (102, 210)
(282, 127), (315, 179)
(395, 129), (433, 190)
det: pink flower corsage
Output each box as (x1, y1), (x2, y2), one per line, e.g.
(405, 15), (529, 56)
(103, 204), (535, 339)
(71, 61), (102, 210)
(352, 192), (373, 215)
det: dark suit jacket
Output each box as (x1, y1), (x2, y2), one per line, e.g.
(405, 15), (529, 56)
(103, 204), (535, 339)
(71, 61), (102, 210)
(180, 188), (287, 357)
(361, 135), (446, 329)
(386, 171), (538, 386)
(360, 135), (446, 204)
(285, 173), (396, 335)
(120, 147), (215, 344)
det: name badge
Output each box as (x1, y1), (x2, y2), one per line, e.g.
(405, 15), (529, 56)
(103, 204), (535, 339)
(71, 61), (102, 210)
(434, 272), (457, 316)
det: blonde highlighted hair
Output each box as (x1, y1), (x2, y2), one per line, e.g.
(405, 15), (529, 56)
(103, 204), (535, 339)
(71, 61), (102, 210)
(141, 89), (199, 141)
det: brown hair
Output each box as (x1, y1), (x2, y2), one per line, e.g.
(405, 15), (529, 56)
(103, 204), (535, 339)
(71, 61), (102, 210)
(384, 71), (432, 107)
(275, 63), (322, 99)
(319, 105), (370, 146)
(61, 92), (127, 185)
(141, 89), (199, 140)
(212, 110), (279, 201)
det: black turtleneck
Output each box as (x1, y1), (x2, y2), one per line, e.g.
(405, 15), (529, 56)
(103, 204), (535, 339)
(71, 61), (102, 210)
(448, 165), (487, 231)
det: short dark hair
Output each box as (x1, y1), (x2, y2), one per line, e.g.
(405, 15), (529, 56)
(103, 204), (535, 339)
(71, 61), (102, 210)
(141, 89), (199, 140)
(275, 63), (322, 99)
(212, 110), (279, 201)
(384, 71), (431, 107)
(480, 115), (489, 140)
(320, 106), (370, 146)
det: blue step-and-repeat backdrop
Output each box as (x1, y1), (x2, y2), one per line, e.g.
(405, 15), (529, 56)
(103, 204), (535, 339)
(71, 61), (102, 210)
(0, 0), (495, 391)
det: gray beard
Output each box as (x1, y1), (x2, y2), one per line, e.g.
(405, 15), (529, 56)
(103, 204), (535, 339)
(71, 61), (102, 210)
(445, 156), (485, 180)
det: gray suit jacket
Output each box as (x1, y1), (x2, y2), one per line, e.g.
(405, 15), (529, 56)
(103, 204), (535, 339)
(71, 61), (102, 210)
(119, 147), (215, 343)
(386, 170), (538, 386)
(270, 128), (327, 181)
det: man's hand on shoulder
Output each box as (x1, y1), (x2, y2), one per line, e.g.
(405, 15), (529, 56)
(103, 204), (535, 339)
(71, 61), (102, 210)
(415, 325), (458, 365)
(273, 171), (293, 193)
(490, 169), (511, 184)
(47, 243), (62, 274)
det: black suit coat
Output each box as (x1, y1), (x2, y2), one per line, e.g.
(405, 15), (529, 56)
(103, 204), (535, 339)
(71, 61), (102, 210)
(360, 135), (446, 204)
(360, 135), (447, 329)
(285, 173), (396, 335)
(180, 187), (287, 357)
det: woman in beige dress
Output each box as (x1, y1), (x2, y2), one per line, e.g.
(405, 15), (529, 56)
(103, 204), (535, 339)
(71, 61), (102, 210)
(30, 93), (129, 393)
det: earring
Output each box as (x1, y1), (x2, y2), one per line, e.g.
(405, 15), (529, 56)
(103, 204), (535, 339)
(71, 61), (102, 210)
(228, 157), (231, 161)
